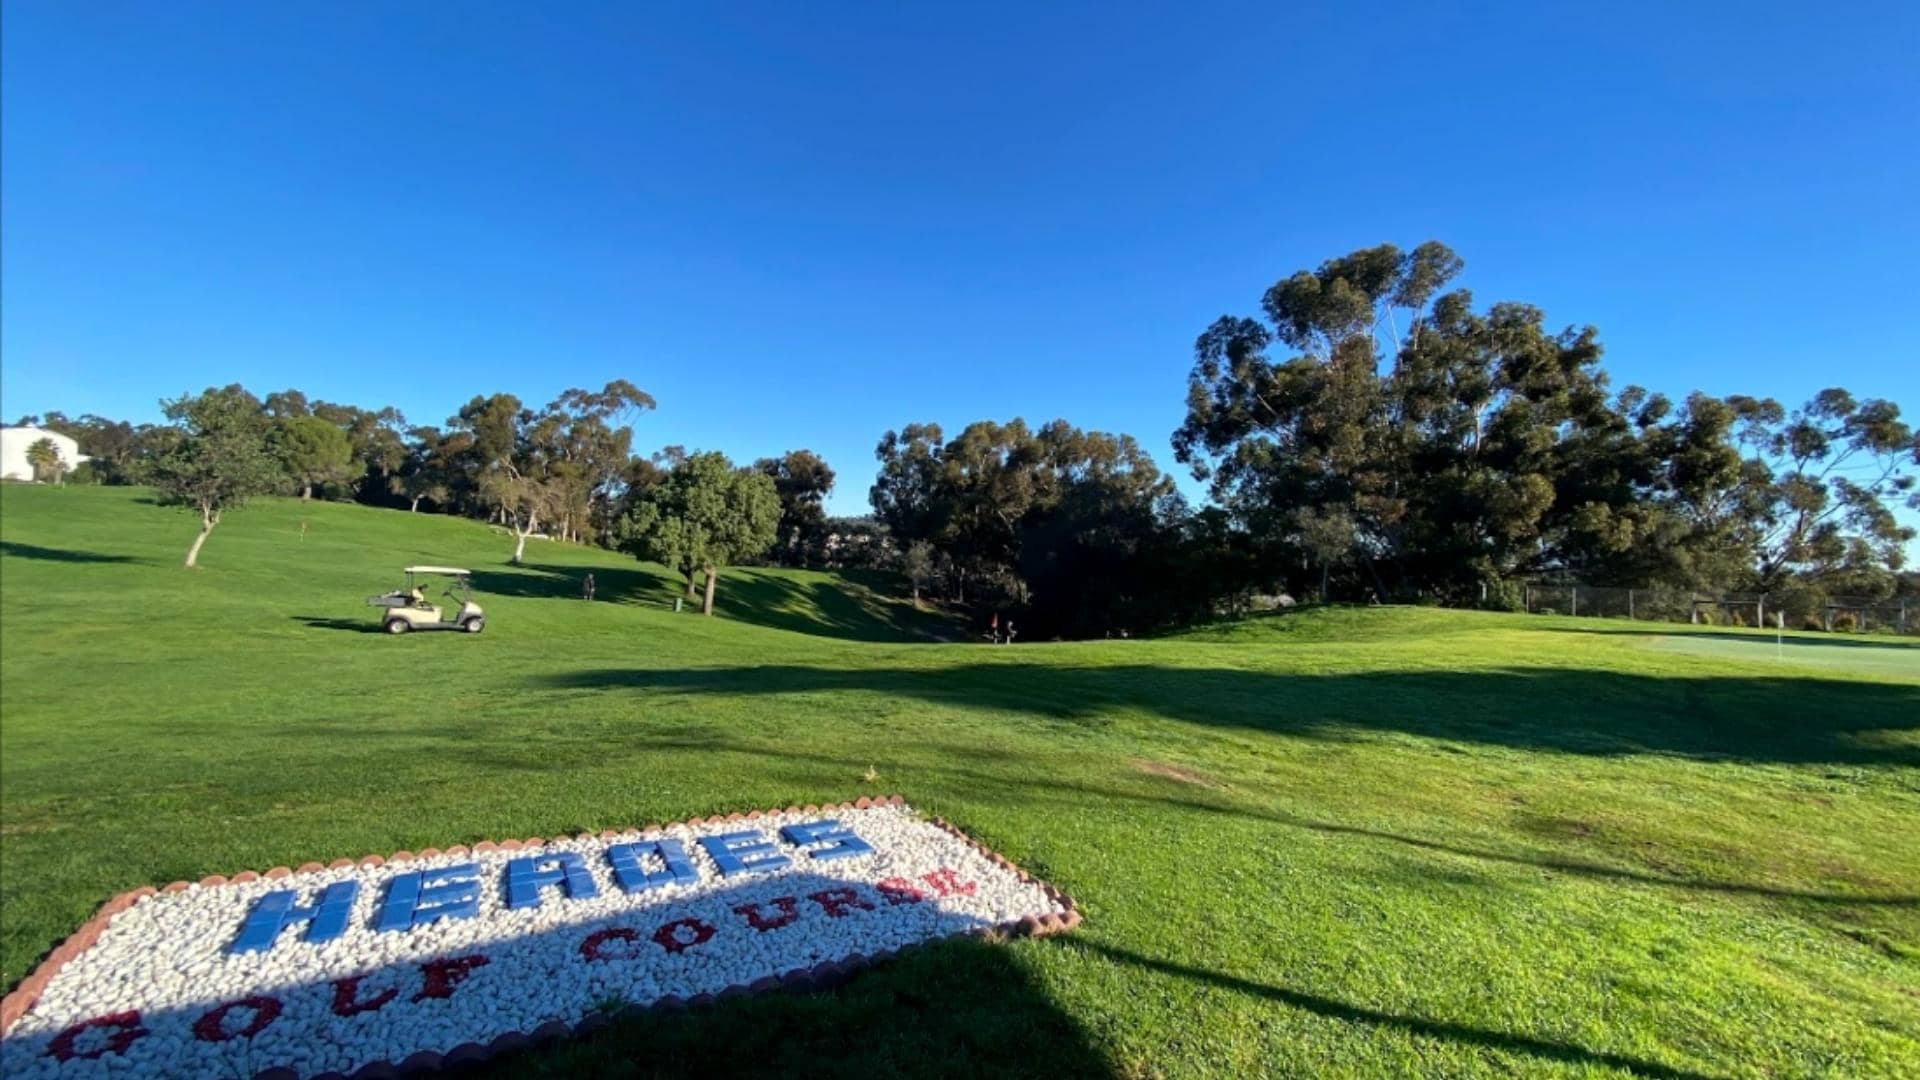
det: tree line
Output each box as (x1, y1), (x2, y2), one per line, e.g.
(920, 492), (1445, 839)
(18, 241), (1918, 634)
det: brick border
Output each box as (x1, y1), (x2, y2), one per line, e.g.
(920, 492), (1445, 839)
(0, 795), (1080, 1079)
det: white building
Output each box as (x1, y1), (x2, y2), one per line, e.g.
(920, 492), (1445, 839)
(0, 425), (88, 482)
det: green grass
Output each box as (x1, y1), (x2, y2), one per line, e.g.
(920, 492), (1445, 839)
(3, 484), (1917, 1078)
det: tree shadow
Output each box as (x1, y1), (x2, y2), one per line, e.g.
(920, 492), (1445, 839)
(1068, 940), (1723, 1080)
(1544, 625), (1920, 653)
(0, 541), (136, 564)
(467, 563), (678, 607)
(531, 662), (1920, 768)
(467, 562), (961, 643)
(367, 724), (1914, 910)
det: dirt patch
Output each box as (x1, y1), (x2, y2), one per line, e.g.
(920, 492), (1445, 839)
(1130, 758), (1221, 788)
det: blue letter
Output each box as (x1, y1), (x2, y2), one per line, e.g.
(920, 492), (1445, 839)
(231, 880), (359, 953)
(780, 819), (875, 862)
(606, 838), (697, 893)
(376, 863), (482, 932)
(505, 851), (600, 909)
(699, 830), (790, 876)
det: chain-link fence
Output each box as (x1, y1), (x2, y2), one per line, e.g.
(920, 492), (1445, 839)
(1515, 583), (1917, 635)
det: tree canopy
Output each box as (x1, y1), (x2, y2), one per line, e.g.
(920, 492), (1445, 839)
(617, 451), (780, 615)
(24, 241), (1918, 634)
(150, 385), (281, 567)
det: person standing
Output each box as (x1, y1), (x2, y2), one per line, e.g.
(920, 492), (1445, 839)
(582, 572), (596, 601)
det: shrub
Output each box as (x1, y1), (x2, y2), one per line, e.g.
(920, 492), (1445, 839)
(1481, 579), (1527, 612)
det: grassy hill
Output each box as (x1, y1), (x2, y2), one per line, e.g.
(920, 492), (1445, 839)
(2, 484), (1917, 1077)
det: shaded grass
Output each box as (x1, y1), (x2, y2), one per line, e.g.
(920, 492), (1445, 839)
(2, 485), (1918, 1078)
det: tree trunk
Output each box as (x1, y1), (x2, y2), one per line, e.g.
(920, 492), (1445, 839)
(301, 483), (312, 501)
(702, 567), (718, 616)
(409, 496), (422, 512)
(512, 530), (529, 565)
(184, 510), (219, 568)
(685, 568), (698, 599)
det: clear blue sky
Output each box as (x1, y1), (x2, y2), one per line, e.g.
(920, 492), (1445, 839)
(4, 1), (1917, 516)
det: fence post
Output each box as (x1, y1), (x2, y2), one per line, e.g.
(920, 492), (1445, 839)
(1757, 594), (1765, 631)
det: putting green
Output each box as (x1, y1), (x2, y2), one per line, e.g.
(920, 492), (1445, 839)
(1645, 631), (1920, 680)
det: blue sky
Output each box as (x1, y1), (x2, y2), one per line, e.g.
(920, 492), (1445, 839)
(4, 2), (1917, 516)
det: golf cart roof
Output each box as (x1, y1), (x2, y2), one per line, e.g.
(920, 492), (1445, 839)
(404, 566), (471, 576)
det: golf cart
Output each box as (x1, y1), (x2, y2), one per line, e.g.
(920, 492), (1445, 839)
(368, 566), (485, 634)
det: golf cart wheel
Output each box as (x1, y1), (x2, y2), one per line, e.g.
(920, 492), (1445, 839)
(462, 617), (485, 634)
(384, 618), (410, 635)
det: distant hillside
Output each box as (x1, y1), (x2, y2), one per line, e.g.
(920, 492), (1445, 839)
(0, 484), (966, 644)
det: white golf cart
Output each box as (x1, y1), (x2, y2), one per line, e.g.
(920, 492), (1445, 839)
(368, 566), (485, 634)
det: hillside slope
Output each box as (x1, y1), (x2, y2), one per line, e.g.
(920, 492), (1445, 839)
(3, 484), (1917, 1078)
(0, 484), (964, 643)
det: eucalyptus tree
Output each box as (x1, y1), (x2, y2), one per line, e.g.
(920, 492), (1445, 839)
(754, 450), (836, 566)
(1175, 241), (1648, 599)
(448, 382), (656, 561)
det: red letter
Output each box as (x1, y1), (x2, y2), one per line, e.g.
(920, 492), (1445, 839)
(192, 996), (282, 1042)
(331, 975), (399, 1017)
(413, 954), (490, 1001)
(652, 916), (717, 953)
(875, 877), (927, 905)
(733, 896), (800, 932)
(920, 868), (976, 897)
(47, 1011), (146, 1062)
(807, 886), (876, 918)
(581, 926), (642, 962)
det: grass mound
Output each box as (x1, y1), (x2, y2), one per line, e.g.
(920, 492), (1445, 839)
(3, 484), (1917, 1077)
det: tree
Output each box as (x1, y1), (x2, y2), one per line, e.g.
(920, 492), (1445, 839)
(1175, 241), (1646, 601)
(445, 382), (655, 560)
(305, 401), (409, 505)
(150, 386), (279, 568)
(25, 438), (68, 485)
(618, 451), (779, 615)
(871, 417), (1176, 634)
(273, 414), (362, 500)
(754, 450), (836, 566)
(1723, 389), (1917, 589)
(397, 426), (454, 512)
(903, 540), (936, 604)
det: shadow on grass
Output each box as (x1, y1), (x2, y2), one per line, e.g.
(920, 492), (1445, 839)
(1544, 625), (1920, 652)
(1071, 940), (1722, 1080)
(532, 662), (1920, 767)
(292, 615), (383, 634)
(468, 562), (961, 643)
(482, 937), (1111, 1079)
(0, 540), (136, 564)
(429, 728), (1915, 909)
